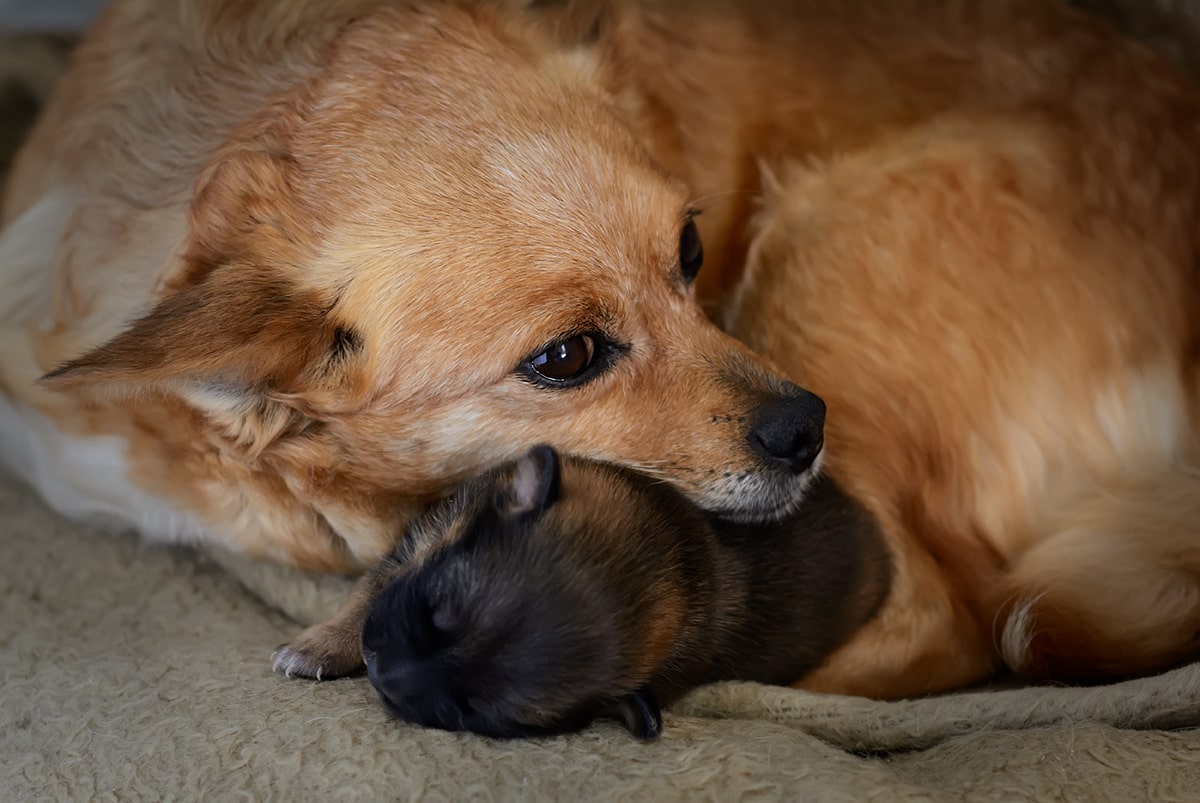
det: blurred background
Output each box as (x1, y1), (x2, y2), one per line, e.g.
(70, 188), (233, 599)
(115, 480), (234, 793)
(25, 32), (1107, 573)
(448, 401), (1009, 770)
(0, 0), (106, 32)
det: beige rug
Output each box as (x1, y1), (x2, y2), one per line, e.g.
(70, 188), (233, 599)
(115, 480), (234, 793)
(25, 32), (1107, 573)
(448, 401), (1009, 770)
(3, 469), (1199, 801)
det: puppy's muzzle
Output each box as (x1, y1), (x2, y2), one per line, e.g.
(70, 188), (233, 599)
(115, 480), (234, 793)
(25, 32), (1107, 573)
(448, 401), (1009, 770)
(362, 612), (468, 734)
(749, 384), (826, 474)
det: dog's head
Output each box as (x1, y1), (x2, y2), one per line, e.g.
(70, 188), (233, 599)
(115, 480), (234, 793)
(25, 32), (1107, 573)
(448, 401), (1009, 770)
(41, 5), (824, 556)
(362, 445), (697, 740)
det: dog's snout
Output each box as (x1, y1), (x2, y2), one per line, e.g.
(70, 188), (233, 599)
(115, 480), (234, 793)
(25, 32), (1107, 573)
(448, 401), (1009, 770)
(749, 385), (826, 473)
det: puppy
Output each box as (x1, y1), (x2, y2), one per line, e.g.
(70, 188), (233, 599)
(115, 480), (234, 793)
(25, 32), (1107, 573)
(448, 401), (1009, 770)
(277, 445), (889, 739)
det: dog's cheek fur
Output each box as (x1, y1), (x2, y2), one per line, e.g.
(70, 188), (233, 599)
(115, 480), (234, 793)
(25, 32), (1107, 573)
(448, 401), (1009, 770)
(328, 316), (804, 517)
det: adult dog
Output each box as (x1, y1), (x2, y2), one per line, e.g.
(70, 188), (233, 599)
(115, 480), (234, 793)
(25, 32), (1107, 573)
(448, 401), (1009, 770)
(1, 0), (1198, 699)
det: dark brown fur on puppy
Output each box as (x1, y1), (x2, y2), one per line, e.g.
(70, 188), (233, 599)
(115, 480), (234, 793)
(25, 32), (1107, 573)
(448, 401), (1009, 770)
(284, 446), (890, 739)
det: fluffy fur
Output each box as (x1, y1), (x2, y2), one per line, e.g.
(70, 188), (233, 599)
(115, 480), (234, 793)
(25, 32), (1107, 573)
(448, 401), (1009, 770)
(2, 0), (1199, 698)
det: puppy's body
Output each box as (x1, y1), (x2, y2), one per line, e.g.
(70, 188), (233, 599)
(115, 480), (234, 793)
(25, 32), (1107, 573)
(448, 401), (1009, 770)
(3, 0), (1200, 696)
(352, 446), (890, 739)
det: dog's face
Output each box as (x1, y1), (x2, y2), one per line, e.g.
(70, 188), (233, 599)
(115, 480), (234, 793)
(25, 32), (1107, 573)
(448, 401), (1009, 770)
(42, 7), (824, 548)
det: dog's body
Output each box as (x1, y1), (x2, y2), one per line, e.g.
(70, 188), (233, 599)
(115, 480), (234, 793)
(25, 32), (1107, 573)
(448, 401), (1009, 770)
(2, 0), (1199, 698)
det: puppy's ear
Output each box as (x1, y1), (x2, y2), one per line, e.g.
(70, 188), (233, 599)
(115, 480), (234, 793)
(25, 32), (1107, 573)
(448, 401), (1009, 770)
(496, 445), (562, 519)
(39, 136), (360, 413)
(607, 686), (663, 741)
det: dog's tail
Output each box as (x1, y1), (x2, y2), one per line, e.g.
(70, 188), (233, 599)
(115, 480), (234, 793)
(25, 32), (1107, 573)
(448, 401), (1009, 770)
(995, 461), (1200, 682)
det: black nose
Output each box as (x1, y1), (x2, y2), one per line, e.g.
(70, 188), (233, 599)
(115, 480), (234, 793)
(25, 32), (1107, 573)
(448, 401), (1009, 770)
(748, 385), (826, 473)
(364, 624), (430, 712)
(364, 615), (463, 730)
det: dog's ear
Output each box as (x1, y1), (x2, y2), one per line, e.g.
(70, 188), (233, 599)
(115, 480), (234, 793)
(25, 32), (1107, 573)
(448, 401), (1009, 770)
(39, 268), (354, 400)
(495, 445), (562, 519)
(40, 139), (361, 413)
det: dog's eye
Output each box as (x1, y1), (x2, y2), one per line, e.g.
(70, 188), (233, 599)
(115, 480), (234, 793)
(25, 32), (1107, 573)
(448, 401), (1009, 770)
(529, 335), (595, 382)
(680, 218), (703, 282)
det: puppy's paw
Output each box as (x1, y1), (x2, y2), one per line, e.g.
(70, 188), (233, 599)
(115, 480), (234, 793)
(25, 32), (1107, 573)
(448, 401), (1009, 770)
(272, 625), (366, 680)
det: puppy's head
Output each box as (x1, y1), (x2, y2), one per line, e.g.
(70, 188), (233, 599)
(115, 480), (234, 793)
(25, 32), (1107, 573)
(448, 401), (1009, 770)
(362, 445), (695, 740)
(41, 6), (824, 552)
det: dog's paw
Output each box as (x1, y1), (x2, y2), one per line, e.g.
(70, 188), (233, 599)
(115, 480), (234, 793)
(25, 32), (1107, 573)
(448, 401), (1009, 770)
(271, 626), (366, 680)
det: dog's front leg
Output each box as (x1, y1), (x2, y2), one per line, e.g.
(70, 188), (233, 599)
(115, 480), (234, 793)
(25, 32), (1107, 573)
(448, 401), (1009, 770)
(271, 561), (398, 680)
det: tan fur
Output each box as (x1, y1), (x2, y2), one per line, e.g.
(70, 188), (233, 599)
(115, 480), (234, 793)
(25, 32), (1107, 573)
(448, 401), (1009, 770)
(994, 466), (1200, 681)
(3, 0), (1199, 696)
(718, 14), (1200, 693)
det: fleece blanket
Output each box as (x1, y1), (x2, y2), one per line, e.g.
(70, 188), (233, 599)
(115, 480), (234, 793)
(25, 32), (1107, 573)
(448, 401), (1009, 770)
(3, 7), (1200, 798)
(3, 470), (1200, 801)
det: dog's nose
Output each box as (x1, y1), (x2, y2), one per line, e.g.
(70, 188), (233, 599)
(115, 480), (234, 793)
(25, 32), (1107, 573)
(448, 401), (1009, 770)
(748, 385), (826, 473)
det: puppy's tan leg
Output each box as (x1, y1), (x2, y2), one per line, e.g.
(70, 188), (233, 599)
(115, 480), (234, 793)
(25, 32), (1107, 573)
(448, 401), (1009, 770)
(272, 561), (398, 680)
(996, 465), (1200, 682)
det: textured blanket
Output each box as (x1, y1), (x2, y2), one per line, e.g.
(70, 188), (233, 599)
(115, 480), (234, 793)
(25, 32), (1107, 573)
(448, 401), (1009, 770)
(4, 472), (1200, 801)
(3, 11), (1200, 800)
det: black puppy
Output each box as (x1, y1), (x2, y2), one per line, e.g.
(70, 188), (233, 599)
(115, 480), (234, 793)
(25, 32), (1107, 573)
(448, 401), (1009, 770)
(357, 445), (891, 739)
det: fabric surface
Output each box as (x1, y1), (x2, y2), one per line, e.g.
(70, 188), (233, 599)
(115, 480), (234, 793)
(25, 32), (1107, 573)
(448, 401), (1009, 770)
(3, 470), (1200, 801)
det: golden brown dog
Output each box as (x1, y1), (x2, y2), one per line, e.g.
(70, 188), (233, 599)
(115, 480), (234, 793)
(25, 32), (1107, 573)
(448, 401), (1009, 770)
(2, 0), (1198, 700)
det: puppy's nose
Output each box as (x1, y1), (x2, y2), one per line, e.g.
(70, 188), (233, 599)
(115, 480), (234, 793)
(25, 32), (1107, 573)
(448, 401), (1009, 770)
(748, 385), (826, 473)
(365, 636), (450, 722)
(369, 656), (424, 708)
